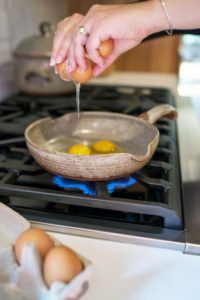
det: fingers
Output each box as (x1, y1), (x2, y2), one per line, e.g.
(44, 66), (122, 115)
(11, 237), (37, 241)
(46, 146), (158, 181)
(52, 31), (72, 66)
(73, 42), (87, 72)
(67, 25), (109, 71)
(92, 51), (118, 77)
(71, 29), (89, 72)
(50, 13), (84, 67)
(51, 6), (117, 77)
(51, 5), (108, 71)
(85, 31), (107, 67)
(67, 42), (77, 73)
(92, 39), (137, 77)
(50, 21), (69, 66)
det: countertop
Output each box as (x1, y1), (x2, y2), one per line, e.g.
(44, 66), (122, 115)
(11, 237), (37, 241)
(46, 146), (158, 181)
(90, 71), (178, 95)
(49, 231), (200, 300)
(48, 71), (200, 300)
(1, 70), (200, 299)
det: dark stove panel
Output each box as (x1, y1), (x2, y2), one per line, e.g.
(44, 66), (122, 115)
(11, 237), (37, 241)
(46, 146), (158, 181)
(0, 85), (183, 238)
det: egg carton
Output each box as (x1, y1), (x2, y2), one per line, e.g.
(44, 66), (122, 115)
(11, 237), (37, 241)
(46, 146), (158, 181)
(0, 203), (92, 300)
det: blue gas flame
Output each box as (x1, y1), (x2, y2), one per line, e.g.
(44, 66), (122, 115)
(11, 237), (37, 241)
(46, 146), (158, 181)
(53, 175), (137, 196)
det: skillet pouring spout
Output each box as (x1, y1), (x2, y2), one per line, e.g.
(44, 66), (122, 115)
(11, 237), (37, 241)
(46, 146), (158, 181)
(25, 104), (177, 181)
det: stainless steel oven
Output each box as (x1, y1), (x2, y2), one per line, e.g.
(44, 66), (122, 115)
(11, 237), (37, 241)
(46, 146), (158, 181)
(0, 84), (189, 250)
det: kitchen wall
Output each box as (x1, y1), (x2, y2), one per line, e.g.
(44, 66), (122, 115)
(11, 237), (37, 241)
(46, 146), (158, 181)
(0, 0), (68, 65)
(0, 0), (11, 65)
(0, 0), (69, 100)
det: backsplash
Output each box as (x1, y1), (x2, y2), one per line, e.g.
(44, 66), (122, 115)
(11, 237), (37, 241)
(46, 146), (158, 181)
(0, 0), (68, 65)
(0, 0), (11, 65)
(0, 0), (68, 100)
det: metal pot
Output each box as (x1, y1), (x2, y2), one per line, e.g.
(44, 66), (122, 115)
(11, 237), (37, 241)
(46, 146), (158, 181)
(14, 22), (75, 95)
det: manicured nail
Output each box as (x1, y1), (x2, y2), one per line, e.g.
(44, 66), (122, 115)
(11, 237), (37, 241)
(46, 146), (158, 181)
(55, 67), (58, 74)
(49, 57), (56, 66)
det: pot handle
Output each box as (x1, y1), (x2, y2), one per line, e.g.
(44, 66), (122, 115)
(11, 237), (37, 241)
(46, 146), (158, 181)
(138, 104), (177, 124)
(39, 21), (55, 37)
(25, 70), (51, 84)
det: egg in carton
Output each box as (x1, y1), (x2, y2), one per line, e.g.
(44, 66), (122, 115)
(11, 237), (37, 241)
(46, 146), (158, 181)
(0, 203), (92, 300)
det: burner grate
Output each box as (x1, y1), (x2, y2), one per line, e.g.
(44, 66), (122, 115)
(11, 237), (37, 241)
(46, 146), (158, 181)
(0, 85), (183, 235)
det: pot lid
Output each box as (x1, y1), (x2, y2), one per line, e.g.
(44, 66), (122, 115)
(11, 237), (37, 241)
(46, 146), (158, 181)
(14, 22), (55, 58)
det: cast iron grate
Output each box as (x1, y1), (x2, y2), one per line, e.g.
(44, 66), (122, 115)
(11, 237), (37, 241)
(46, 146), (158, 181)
(0, 85), (183, 232)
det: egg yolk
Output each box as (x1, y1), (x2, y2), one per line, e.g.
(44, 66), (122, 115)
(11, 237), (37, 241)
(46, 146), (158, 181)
(92, 139), (116, 153)
(67, 144), (91, 155)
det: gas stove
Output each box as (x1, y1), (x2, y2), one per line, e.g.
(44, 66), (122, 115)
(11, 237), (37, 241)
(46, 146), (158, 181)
(0, 84), (185, 249)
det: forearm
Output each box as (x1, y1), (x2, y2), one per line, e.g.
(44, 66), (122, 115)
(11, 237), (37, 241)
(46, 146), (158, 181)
(148, 0), (200, 36)
(51, 0), (200, 76)
(165, 0), (200, 29)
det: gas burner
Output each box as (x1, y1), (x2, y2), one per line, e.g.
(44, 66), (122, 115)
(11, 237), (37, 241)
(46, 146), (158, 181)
(0, 84), (183, 240)
(53, 176), (96, 196)
(53, 175), (137, 196)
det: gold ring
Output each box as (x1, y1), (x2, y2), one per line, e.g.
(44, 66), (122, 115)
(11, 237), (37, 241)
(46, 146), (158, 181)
(78, 25), (88, 35)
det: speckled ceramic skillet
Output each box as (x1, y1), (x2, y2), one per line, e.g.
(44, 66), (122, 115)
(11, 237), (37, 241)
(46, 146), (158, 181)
(25, 104), (177, 181)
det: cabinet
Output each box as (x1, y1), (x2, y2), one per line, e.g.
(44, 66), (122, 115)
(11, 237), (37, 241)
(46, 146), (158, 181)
(116, 35), (180, 73)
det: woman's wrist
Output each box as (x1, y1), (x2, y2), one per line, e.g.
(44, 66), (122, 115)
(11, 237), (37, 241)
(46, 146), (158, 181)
(147, 0), (200, 33)
(145, 0), (172, 36)
(127, 0), (171, 41)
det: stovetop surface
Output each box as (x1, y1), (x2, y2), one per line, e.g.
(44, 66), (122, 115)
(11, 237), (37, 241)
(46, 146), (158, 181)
(0, 85), (184, 242)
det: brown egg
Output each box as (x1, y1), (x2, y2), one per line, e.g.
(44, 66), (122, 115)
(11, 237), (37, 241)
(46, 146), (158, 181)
(57, 58), (92, 84)
(14, 228), (54, 264)
(57, 39), (113, 83)
(56, 61), (70, 81)
(99, 38), (114, 58)
(43, 245), (83, 287)
(71, 58), (93, 83)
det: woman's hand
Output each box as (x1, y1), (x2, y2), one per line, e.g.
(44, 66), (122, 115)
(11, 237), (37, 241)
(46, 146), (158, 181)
(50, 13), (84, 68)
(51, 0), (200, 79)
(50, 1), (163, 78)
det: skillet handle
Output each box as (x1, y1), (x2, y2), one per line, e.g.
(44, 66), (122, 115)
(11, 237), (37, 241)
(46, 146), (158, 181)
(138, 104), (177, 125)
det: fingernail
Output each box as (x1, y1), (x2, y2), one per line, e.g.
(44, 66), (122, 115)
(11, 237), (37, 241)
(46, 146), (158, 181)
(49, 57), (56, 66)
(55, 54), (63, 64)
(55, 68), (58, 74)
